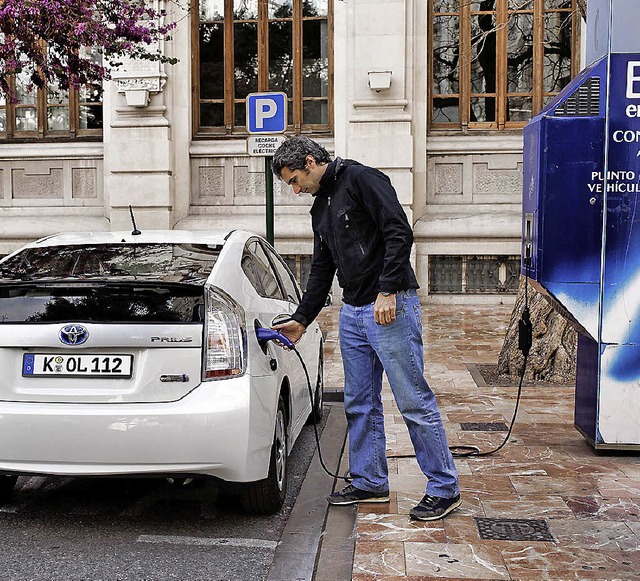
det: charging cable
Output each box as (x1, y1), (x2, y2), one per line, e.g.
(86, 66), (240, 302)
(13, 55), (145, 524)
(258, 269), (535, 467)
(449, 270), (533, 458)
(256, 327), (351, 482)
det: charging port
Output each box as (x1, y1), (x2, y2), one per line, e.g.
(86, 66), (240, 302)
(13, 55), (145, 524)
(524, 213), (534, 267)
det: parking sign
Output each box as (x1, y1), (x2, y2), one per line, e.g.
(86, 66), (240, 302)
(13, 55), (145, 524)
(246, 92), (287, 134)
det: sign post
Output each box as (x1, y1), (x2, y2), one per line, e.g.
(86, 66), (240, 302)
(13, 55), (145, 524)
(246, 92), (287, 246)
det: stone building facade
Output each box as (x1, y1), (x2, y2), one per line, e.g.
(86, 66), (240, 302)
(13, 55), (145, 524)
(0, 0), (582, 303)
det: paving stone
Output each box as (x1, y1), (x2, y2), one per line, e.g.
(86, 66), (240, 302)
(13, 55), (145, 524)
(316, 303), (640, 580)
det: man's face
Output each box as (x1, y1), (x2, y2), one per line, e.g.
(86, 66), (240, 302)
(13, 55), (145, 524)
(280, 155), (325, 195)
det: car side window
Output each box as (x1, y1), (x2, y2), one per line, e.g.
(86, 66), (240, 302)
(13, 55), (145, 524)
(241, 241), (283, 300)
(262, 243), (301, 305)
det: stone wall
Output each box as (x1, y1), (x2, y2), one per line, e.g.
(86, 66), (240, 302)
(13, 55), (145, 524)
(0, 144), (107, 254)
(413, 135), (523, 302)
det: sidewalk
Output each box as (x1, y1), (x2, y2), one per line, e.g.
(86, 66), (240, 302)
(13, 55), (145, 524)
(316, 303), (640, 580)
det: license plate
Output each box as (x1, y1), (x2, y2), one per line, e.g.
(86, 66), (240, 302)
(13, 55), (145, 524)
(22, 354), (133, 378)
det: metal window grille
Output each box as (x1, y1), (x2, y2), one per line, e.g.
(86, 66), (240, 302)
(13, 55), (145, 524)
(429, 256), (463, 293)
(429, 255), (520, 294)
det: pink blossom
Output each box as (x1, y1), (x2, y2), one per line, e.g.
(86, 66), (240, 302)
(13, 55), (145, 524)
(0, 0), (184, 98)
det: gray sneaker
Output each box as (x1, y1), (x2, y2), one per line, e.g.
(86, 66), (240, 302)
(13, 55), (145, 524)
(409, 493), (461, 521)
(327, 484), (390, 506)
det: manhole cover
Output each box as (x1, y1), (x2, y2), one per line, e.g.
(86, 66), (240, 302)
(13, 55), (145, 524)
(460, 422), (508, 432)
(474, 517), (554, 542)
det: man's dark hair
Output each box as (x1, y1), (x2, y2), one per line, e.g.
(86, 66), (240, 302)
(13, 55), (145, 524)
(271, 136), (332, 178)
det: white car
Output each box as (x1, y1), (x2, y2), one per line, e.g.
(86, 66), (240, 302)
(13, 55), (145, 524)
(0, 230), (324, 514)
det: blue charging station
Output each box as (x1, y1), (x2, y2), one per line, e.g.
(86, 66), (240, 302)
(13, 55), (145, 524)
(522, 0), (640, 449)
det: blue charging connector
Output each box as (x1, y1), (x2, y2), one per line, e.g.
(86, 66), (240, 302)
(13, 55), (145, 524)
(255, 327), (295, 350)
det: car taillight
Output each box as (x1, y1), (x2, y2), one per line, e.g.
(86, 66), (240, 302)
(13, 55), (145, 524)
(203, 287), (247, 380)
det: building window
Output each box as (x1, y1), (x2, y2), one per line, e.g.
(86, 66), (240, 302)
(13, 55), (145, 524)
(429, 0), (577, 130)
(194, 0), (332, 136)
(0, 71), (103, 140)
(283, 254), (312, 290)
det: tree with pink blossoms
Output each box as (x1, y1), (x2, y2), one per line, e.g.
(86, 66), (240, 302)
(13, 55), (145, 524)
(0, 0), (185, 99)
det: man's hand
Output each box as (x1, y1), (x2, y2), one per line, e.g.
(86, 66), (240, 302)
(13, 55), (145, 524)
(374, 293), (396, 326)
(272, 320), (306, 349)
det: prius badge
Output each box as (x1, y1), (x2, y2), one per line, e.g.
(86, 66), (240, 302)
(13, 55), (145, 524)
(59, 324), (89, 346)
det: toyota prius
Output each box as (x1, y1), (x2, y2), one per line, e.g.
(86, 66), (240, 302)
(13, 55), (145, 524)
(0, 230), (324, 514)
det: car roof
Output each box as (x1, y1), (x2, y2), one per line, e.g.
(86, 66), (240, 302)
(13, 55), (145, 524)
(27, 230), (239, 248)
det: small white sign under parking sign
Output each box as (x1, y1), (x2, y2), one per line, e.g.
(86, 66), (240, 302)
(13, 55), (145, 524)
(247, 135), (287, 157)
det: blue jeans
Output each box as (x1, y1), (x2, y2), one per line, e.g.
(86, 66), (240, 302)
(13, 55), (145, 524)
(339, 289), (459, 498)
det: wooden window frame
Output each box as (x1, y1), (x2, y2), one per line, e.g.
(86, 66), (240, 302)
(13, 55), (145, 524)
(429, 0), (579, 131)
(192, 0), (334, 138)
(0, 78), (103, 141)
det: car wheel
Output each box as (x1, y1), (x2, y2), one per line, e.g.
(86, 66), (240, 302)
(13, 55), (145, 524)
(241, 396), (288, 515)
(0, 475), (18, 501)
(308, 345), (324, 423)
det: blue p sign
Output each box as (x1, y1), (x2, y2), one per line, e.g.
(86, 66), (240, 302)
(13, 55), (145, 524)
(246, 92), (287, 134)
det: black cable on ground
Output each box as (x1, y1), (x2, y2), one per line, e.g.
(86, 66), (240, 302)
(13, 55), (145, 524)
(448, 349), (528, 458)
(292, 348), (351, 482)
(449, 270), (533, 458)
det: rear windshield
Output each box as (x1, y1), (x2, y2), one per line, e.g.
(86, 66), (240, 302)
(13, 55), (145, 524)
(0, 284), (204, 323)
(0, 243), (221, 285)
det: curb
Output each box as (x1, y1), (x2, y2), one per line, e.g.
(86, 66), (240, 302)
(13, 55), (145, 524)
(324, 391), (344, 403)
(266, 403), (348, 581)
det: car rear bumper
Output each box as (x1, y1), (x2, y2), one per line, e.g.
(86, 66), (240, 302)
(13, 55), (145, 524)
(0, 375), (277, 483)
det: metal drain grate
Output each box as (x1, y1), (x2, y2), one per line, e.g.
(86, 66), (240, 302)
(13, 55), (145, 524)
(474, 517), (554, 542)
(460, 422), (508, 432)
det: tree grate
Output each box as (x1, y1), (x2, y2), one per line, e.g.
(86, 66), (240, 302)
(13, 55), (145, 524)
(474, 517), (554, 542)
(460, 422), (508, 432)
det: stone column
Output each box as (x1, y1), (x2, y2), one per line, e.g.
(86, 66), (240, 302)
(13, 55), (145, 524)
(103, 2), (174, 231)
(336, 0), (414, 224)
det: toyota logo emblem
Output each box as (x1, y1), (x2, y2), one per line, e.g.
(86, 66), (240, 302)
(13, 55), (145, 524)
(59, 324), (89, 346)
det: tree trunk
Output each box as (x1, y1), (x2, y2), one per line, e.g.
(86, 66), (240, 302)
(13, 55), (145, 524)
(497, 276), (577, 383)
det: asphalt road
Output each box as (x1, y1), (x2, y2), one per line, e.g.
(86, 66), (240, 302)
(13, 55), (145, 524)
(0, 411), (332, 581)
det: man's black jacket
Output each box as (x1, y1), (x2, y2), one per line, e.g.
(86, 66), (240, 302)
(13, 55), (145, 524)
(291, 157), (419, 327)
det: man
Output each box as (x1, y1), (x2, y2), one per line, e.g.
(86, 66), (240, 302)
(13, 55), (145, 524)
(271, 136), (460, 521)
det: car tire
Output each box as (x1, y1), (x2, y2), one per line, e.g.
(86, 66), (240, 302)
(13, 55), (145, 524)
(0, 475), (18, 501)
(308, 345), (324, 424)
(241, 396), (288, 515)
